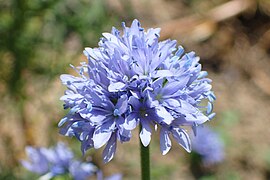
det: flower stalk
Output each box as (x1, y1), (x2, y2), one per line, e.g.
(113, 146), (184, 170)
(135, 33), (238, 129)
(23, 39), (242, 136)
(140, 125), (150, 180)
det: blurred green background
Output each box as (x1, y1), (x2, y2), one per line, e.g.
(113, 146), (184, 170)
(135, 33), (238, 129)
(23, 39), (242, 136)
(1, 0), (270, 179)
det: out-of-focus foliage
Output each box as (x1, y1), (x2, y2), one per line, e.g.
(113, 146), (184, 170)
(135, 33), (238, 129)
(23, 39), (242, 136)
(0, 0), (120, 97)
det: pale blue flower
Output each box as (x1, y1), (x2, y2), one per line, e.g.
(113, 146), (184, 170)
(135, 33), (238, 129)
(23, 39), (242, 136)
(42, 142), (74, 175)
(69, 161), (97, 180)
(191, 125), (224, 165)
(59, 19), (215, 162)
(97, 170), (122, 180)
(21, 142), (97, 180)
(21, 147), (49, 175)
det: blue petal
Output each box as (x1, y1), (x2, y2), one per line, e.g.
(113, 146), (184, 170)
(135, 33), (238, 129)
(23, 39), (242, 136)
(115, 94), (128, 115)
(69, 105), (80, 115)
(151, 70), (173, 78)
(130, 19), (141, 34)
(93, 121), (115, 149)
(130, 90), (140, 99)
(175, 46), (184, 57)
(84, 47), (103, 60)
(145, 28), (160, 45)
(207, 91), (216, 102)
(118, 127), (131, 141)
(128, 96), (141, 110)
(58, 117), (68, 127)
(22, 147), (49, 174)
(124, 113), (138, 130)
(105, 173), (123, 180)
(102, 32), (118, 43)
(162, 76), (190, 95)
(160, 128), (171, 155)
(60, 94), (83, 101)
(163, 99), (180, 109)
(198, 71), (208, 79)
(155, 106), (174, 125)
(108, 82), (126, 92)
(171, 127), (191, 152)
(188, 83), (212, 97)
(69, 161), (97, 180)
(93, 131), (113, 149)
(60, 74), (80, 85)
(139, 121), (152, 147)
(206, 102), (213, 114)
(103, 133), (117, 163)
(208, 112), (216, 120)
(185, 113), (208, 125)
(177, 100), (197, 114)
(89, 114), (107, 124)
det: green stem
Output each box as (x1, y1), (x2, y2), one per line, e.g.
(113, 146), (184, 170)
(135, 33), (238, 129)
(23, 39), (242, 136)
(140, 125), (150, 180)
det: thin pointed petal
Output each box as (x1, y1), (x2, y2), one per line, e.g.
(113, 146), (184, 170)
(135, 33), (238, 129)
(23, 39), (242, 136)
(108, 82), (126, 92)
(171, 128), (191, 152)
(93, 121), (115, 149)
(103, 133), (117, 163)
(160, 128), (171, 155)
(155, 106), (174, 124)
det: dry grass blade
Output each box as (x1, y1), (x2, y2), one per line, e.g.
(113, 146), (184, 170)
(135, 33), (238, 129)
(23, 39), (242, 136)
(159, 0), (256, 41)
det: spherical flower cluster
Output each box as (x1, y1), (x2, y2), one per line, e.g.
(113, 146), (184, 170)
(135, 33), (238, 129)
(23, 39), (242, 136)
(21, 142), (97, 180)
(191, 125), (224, 165)
(59, 19), (216, 163)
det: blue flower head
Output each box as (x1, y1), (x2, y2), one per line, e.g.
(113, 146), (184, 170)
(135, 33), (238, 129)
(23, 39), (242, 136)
(59, 19), (216, 163)
(21, 142), (97, 180)
(191, 125), (224, 165)
(21, 146), (50, 175)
